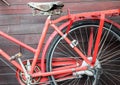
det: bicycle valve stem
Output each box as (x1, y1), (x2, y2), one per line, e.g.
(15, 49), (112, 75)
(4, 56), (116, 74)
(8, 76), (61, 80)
(10, 52), (22, 61)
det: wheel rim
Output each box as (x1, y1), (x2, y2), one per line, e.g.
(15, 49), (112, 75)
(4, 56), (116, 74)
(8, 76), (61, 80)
(47, 24), (120, 85)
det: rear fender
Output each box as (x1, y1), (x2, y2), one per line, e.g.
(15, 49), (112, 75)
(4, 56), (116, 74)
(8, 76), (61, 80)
(41, 18), (120, 72)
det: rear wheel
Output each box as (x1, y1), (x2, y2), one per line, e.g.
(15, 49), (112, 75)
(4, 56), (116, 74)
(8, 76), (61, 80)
(46, 20), (120, 85)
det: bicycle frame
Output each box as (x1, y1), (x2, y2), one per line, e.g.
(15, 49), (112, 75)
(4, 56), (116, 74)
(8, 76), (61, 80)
(0, 8), (120, 80)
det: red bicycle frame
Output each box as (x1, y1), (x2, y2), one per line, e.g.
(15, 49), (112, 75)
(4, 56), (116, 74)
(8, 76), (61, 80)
(0, 9), (120, 79)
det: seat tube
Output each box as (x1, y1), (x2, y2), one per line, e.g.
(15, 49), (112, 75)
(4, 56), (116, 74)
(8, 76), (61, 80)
(30, 16), (51, 74)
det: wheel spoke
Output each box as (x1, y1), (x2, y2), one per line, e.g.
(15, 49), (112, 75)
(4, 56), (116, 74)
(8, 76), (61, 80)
(79, 28), (86, 55)
(103, 72), (116, 85)
(56, 46), (71, 57)
(99, 44), (120, 60)
(60, 42), (77, 57)
(73, 31), (84, 54)
(54, 51), (68, 56)
(87, 27), (93, 56)
(100, 78), (108, 85)
(98, 24), (112, 59)
(61, 79), (72, 85)
(98, 35), (114, 59)
(46, 21), (120, 85)
(105, 71), (120, 82)
(100, 50), (120, 64)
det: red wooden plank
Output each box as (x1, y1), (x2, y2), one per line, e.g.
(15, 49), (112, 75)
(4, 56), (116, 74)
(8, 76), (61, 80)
(20, 14), (46, 24)
(0, 24), (54, 34)
(0, 44), (20, 55)
(0, 1), (120, 15)
(0, 0), (40, 5)
(64, 1), (120, 12)
(0, 1), (120, 25)
(0, 14), (46, 25)
(0, 44), (44, 58)
(0, 0), (119, 5)
(0, 34), (51, 45)
(0, 75), (19, 85)
(0, 4), (30, 15)
(0, 17), (119, 34)
(0, 15), (20, 25)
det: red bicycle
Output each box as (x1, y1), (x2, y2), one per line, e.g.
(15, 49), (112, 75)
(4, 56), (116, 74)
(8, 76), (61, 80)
(0, 1), (120, 85)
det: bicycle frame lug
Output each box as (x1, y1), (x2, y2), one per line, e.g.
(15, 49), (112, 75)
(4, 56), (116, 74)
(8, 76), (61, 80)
(26, 60), (31, 72)
(73, 58), (101, 78)
(71, 68), (76, 72)
(61, 33), (67, 40)
(73, 72), (82, 78)
(70, 40), (78, 48)
(67, 8), (71, 18)
(76, 62), (80, 67)
(10, 52), (22, 61)
(48, 15), (51, 19)
(81, 57), (92, 67)
(73, 70), (94, 78)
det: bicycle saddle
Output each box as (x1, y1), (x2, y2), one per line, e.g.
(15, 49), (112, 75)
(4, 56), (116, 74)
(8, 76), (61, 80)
(28, 1), (64, 12)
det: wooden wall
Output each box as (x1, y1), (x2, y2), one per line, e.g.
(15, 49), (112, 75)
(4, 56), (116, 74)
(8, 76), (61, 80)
(0, 0), (120, 84)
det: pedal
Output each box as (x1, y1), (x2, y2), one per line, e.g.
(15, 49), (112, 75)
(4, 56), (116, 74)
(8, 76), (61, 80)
(10, 52), (22, 61)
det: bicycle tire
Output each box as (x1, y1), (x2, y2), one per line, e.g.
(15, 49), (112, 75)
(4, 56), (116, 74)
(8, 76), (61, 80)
(46, 19), (120, 85)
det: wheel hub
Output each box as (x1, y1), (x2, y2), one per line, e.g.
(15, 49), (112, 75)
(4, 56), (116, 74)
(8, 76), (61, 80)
(73, 57), (102, 77)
